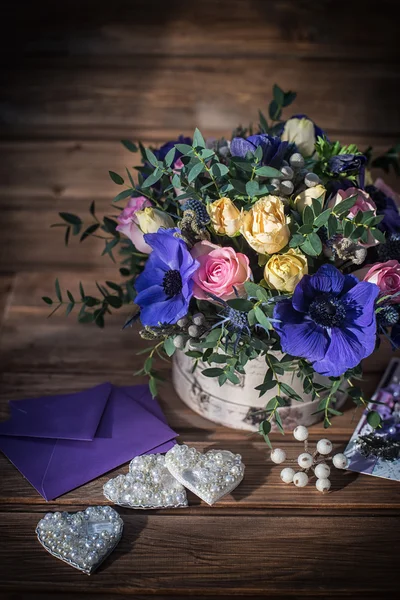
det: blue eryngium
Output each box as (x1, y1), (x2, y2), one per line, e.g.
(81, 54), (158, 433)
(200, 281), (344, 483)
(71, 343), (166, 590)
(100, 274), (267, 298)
(135, 228), (199, 326)
(273, 264), (379, 377)
(230, 134), (289, 168)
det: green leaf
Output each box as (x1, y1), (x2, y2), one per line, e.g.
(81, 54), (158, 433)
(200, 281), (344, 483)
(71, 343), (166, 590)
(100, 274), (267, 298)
(84, 296), (99, 307)
(230, 179), (247, 194)
(185, 350), (203, 359)
(343, 219), (354, 238)
(113, 188), (134, 203)
(313, 208), (332, 228)
(55, 278), (62, 302)
(246, 180), (259, 197)
(289, 233), (306, 247)
(103, 217), (118, 236)
(333, 194), (358, 216)
(298, 224), (314, 235)
(89, 200), (96, 217)
(211, 163), (229, 177)
(67, 290), (75, 303)
(66, 302), (74, 317)
(121, 140), (138, 153)
(141, 168), (163, 188)
(79, 282), (85, 299)
(193, 128), (206, 148)
(163, 337), (176, 357)
(144, 356), (153, 374)
(300, 232), (322, 256)
(145, 148), (160, 168)
(279, 382), (303, 402)
(259, 420), (271, 436)
(202, 367), (225, 377)
(80, 223), (100, 242)
(303, 205), (314, 226)
(367, 410), (381, 429)
(254, 306), (272, 330)
(175, 144), (193, 155)
(149, 376), (158, 398)
(199, 148), (215, 160)
(371, 228), (386, 243)
(218, 373), (228, 386)
(109, 171), (124, 185)
(327, 214), (338, 238)
(311, 196), (322, 217)
(106, 296), (123, 309)
(164, 147), (176, 168)
(269, 99), (281, 121)
(205, 328), (222, 344)
(119, 267), (130, 277)
(255, 166), (282, 178)
(106, 281), (123, 294)
(208, 353), (230, 364)
(42, 297), (53, 305)
(258, 110), (269, 133)
(273, 84), (284, 106)
(59, 212), (82, 226)
(274, 411), (284, 434)
(226, 371), (240, 384)
(282, 91), (297, 107)
(227, 298), (254, 312)
(188, 162), (205, 184)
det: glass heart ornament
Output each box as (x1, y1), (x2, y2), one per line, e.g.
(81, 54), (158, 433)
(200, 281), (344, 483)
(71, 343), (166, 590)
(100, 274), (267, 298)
(103, 453), (188, 509)
(165, 445), (245, 505)
(36, 506), (123, 575)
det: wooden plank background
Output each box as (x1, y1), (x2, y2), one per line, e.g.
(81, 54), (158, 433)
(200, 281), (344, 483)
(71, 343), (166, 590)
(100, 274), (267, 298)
(0, 1), (400, 598)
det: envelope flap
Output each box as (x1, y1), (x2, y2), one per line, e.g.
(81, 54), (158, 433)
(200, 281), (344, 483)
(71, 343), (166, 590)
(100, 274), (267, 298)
(0, 383), (112, 441)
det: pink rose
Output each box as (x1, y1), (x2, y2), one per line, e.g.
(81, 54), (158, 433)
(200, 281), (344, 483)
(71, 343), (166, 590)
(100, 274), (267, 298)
(191, 241), (251, 301)
(364, 260), (400, 303)
(328, 187), (378, 247)
(116, 196), (152, 253)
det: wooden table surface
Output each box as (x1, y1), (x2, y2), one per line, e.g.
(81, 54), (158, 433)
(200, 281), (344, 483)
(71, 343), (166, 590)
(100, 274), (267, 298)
(1, 1), (400, 596)
(0, 272), (398, 599)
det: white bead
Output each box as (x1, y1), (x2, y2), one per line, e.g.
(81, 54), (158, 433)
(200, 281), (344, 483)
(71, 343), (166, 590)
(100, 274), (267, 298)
(293, 425), (309, 441)
(316, 439), (332, 455)
(314, 463), (330, 479)
(192, 312), (205, 326)
(280, 467), (295, 483)
(293, 472), (309, 487)
(332, 453), (349, 470)
(304, 172), (320, 187)
(177, 317), (189, 328)
(173, 335), (186, 349)
(289, 153), (305, 169)
(316, 478), (331, 492)
(188, 324), (201, 338)
(297, 452), (313, 469)
(270, 448), (286, 464)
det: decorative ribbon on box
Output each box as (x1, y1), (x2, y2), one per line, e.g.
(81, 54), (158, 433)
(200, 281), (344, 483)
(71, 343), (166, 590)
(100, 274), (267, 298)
(0, 383), (177, 500)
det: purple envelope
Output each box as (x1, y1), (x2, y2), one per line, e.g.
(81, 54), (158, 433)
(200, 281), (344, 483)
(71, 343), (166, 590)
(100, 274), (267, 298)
(0, 383), (177, 500)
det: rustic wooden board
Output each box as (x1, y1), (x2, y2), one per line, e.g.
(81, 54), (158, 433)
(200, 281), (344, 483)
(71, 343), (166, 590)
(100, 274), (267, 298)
(2, 0), (399, 60)
(0, 512), (399, 596)
(1, 58), (400, 138)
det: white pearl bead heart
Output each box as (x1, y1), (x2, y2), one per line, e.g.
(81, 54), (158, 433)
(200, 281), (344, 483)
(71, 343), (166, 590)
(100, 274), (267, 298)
(165, 445), (244, 505)
(270, 448), (287, 464)
(103, 453), (188, 509)
(36, 507), (123, 575)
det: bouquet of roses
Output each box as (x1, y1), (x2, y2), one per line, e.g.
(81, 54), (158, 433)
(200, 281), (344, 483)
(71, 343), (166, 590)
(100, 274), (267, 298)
(45, 85), (400, 442)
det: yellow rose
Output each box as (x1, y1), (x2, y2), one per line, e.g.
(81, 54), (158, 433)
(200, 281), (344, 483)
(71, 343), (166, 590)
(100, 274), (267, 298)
(241, 196), (290, 255)
(264, 248), (308, 293)
(281, 117), (316, 157)
(294, 184), (326, 213)
(135, 207), (174, 234)
(207, 197), (242, 236)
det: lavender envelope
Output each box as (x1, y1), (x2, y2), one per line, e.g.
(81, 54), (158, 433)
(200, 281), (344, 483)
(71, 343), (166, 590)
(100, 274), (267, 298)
(0, 383), (177, 500)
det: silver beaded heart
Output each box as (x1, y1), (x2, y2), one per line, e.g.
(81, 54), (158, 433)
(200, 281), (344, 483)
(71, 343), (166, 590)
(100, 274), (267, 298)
(103, 453), (188, 509)
(36, 506), (123, 575)
(165, 445), (245, 505)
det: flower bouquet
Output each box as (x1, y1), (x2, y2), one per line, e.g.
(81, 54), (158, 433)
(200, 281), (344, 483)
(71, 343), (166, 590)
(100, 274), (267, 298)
(45, 85), (400, 443)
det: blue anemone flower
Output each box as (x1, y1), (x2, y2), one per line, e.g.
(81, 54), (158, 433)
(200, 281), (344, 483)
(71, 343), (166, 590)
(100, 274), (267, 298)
(230, 133), (289, 168)
(273, 264), (379, 377)
(135, 228), (199, 326)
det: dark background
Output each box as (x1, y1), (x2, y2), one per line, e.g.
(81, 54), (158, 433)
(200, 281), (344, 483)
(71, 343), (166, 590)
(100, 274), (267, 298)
(0, 0), (399, 273)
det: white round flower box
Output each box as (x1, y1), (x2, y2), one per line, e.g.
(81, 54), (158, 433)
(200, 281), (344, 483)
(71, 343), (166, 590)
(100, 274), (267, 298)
(172, 351), (347, 432)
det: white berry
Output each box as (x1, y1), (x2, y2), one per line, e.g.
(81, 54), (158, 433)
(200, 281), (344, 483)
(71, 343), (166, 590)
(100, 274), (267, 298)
(314, 463), (331, 479)
(188, 324), (201, 338)
(293, 472), (309, 487)
(332, 453), (349, 470)
(297, 452), (313, 469)
(173, 335), (186, 350)
(280, 165), (294, 180)
(280, 467), (295, 483)
(316, 478), (331, 493)
(289, 153), (305, 169)
(305, 172), (320, 187)
(270, 448), (286, 464)
(279, 180), (294, 195)
(192, 312), (205, 326)
(317, 439), (332, 455)
(293, 425), (309, 441)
